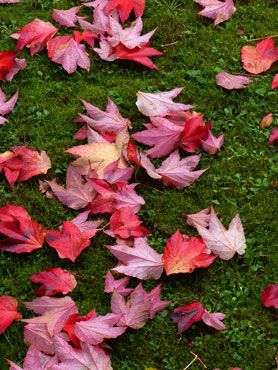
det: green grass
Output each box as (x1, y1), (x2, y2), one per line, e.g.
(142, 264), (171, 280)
(0, 0), (277, 369)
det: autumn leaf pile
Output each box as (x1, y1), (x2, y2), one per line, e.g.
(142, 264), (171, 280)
(0, 0), (277, 369)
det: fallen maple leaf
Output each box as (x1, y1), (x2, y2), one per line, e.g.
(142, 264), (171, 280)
(0, 295), (21, 334)
(73, 30), (97, 48)
(0, 89), (18, 125)
(77, 97), (131, 135)
(186, 207), (211, 228)
(47, 166), (96, 210)
(216, 71), (252, 90)
(272, 73), (278, 89)
(7, 346), (58, 370)
(11, 18), (57, 56)
(196, 207), (247, 260)
(195, 0), (236, 25)
(47, 35), (90, 74)
(0, 0), (20, 3)
(0, 50), (26, 81)
(105, 0), (145, 23)
(74, 312), (126, 345)
(156, 150), (207, 188)
(45, 221), (91, 262)
(109, 207), (150, 239)
(269, 126), (278, 144)
(259, 113), (273, 128)
(172, 301), (205, 333)
(0, 146), (51, 186)
(30, 268), (77, 296)
(146, 284), (170, 319)
(108, 237), (163, 280)
(261, 285), (278, 309)
(108, 17), (156, 49)
(23, 296), (78, 337)
(104, 271), (132, 296)
(54, 336), (113, 370)
(115, 43), (163, 69)
(70, 211), (103, 239)
(202, 310), (226, 330)
(201, 129), (224, 154)
(162, 230), (216, 275)
(23, 323), (61, 355)
(52, 6), (82, 27)
(0, 204), (45, 253)
(136, 88), (192, 117)
(241, 37), (278, 74)
(181, 115), (211, 153)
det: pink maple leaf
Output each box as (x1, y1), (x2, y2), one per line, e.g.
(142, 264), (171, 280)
(45, 221), (92, 262)
(0, 89), (18, 125)
(0, 204), (45, 253)
(196, 207), (247, 260)
(23, 296), (78, 337)
(108, 237), (164, 280)
(146, 284), (171, 319)
(162, 230), (216, 275)
(181, 115), (212, 153)
(7, 346), (58, 370)
(156, 150), (207, 188)
(195, 0), (236, 25)
(272, 73), (278, 89)
(54, 336), (113, 369)
(11, 18), (57, 56)
(0, 295), (21, 334)
(202, 310), (226, 330)
(186, 207), (211, 228)
(70, 211), (103, 239)
(136, 88), (192, 117)
(172, 301), (205, 333)
(47, 36), (90, 74)
(201, 129), (224, 154)
(74, 312), (126, 345)
(52, 6), (82, 28)
(241, 37), (278, 75)
(216, 71), (252, 90)
(29, 268), (77, 296)
(47, 166), (96, 210)
(104, 271), (133, 296)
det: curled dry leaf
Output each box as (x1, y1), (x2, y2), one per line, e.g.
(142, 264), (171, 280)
(0, 295), (22, 334)
(259, 113), (273, 128)
(216, 71), (252, 90)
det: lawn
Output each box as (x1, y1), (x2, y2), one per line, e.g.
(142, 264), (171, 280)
(0, 0), (277, 369)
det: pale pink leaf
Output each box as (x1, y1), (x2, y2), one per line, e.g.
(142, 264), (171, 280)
(195, 0), (236, 25)
(186, 207), (211, 228)
(216, 72), (252, 90)
(136, 88), (193, 117)
(269, 126), (278, 145)
(0, 90), (18, 116)
(196, 207), (247, 260)
(53, 336), (112, 370)
(157, 150), (207, 188)
(52, 7), (82, 28)
(146, 284), (170, 319)
(104, 271), (132, 296)
(7, 346), (58, 370)
(202, 310), (226, 330)
(75, 312), (126, 345)
(201, 130), (224, 154)
(108, 237), (164, 280)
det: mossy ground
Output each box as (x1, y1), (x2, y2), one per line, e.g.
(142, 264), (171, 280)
(0, 0), (277, 369)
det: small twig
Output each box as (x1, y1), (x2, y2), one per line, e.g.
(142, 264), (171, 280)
(138, 183), (164, 193)
(190, 351), (208, 368)
(246, 34), (278, 42)
(100, 222), (110, 231)
(161, 41), (178, 47)
(183, 353), (198, 370)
